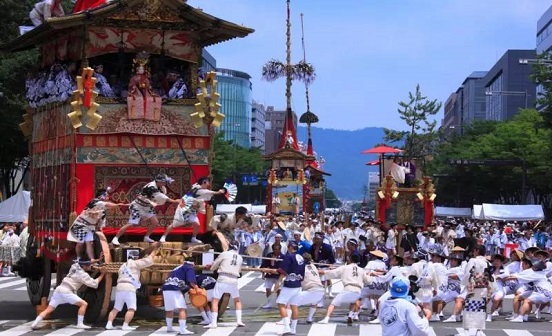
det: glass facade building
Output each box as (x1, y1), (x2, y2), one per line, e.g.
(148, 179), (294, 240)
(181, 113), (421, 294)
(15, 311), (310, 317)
(486, 73), (504, 121)
(216, 68), (252, 148)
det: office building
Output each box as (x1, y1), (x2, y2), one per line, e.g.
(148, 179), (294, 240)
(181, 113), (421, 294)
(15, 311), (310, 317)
(442, 71), (487, 135)
(201, 49), (217, 72)
(536, 6), (552, 110)
(483, 50), (537, 121)
(367, 172), (379, 201)
(216, 68), (253, 148)
(538, 6), (552, 54)
(251, 100), (266, 152)
(442, 92), (458, 136)
(264, 106), (298, 154)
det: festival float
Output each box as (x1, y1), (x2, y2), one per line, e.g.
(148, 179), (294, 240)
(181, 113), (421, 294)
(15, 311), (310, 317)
(2, 0), (253, 321)
(263, 2), (329, 218)
(363, 146), (436, 229)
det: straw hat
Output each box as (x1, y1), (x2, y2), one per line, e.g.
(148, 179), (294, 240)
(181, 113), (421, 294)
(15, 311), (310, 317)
(450, 246), (466, 253)
(246, 243), (262, 258)
(370, 250), (387, 259)
(512, 249), (524, 260)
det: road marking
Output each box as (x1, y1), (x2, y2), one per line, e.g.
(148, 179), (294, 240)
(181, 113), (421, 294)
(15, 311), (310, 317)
(0, 322), (33, 336)
(308, 323), (337, 336)
(94, 329), (133, 336)
(43, 325), (82, 336)
(503, 330), (534, 336)
(148, 326), (175, 335)
(253, 322), (281, 335)
(238, 272), (257, 289)
(359, 324), (382, 336)
(15, 278), (56, 291)
(0, 279), (26, 290)
(255, 283), (265, 292)
(202, 324), (238, 336)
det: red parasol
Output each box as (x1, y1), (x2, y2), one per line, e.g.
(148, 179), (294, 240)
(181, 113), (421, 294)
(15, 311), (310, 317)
(361, 145), (402, 154)
(365, 160), (380, 166)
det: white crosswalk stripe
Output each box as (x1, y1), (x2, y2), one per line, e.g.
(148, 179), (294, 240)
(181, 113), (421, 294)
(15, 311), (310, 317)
(0, 320), (548, 335)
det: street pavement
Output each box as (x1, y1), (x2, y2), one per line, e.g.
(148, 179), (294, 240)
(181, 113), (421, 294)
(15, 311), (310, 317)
(0, 272), (550, 335)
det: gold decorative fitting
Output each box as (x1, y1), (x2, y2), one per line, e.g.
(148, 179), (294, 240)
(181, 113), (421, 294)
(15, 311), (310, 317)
(190, 71), (224, 128)
(68, 67), (103, 130)
(19, 121), (32, 137)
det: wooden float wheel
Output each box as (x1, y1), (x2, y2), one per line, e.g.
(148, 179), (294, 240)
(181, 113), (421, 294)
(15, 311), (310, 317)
(217, 293), (231, 319)
(78, 231), (113, 323)
(26, 236), (52, 306)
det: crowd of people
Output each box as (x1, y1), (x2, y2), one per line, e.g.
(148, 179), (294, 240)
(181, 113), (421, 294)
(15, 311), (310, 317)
(21, 172), (552, 335)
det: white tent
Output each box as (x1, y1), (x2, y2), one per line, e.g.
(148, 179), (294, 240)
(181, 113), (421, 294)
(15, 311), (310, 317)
(435, 207), (472, 218)
(0, 190), (31, 222)
(473, 205), (483, 220)
(215, 204), (252, 214)
(251, 205), (267, 214)
(481, 203), (545, 221)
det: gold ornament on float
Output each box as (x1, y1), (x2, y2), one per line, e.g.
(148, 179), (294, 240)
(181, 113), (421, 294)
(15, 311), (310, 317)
(68, 67), (102, 130)
(191, 71), (224, 128)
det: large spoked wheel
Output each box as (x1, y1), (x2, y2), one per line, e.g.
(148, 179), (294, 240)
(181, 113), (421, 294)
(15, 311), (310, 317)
(217, 293), (231, 319)
(78, 232), (113, 323)
(25, 235), (51, 306)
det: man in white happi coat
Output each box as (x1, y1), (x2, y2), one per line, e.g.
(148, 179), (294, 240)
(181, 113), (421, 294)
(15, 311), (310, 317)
(106, 243), (160, 330)
(204, 243), (245, 328)
(431, 253), (464, 321)
(318, 253), (372, 325)
(210, 206), (264, 252)
(288, 253), (326, 324)
(29, 0), (64, 27)
(112, 174), (179, 245)
(31, 258), (107, 330)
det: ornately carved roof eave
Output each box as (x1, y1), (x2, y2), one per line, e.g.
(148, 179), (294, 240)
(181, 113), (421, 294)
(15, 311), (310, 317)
(1, 0), (254, 53)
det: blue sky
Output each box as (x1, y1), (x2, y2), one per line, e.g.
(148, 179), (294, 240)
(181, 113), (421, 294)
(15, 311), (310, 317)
(189, 0), (552, 131)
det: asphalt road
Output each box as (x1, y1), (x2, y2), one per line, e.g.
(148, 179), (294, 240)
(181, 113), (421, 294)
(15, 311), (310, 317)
(0, 272), (549, 335)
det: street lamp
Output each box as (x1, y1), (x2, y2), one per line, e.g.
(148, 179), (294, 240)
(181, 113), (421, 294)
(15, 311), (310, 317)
(485, 90), (529, 109)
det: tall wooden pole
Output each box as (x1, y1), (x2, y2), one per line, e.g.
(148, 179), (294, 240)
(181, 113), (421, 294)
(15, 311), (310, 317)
(285, 0), (292, 111)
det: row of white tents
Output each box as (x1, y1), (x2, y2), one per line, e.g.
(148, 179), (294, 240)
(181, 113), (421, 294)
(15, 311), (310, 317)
(435, 204), (545, 221)
(0, 190), (30, 223)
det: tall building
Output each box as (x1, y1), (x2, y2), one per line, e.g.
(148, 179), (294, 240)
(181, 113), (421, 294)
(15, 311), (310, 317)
(251, 100), (266, 152)
(216, 68), (252, 148)
(536, 6), (552, 110)
(201, 49), (217, 72)
(367, 172), (379, 201)
(264, 106), (298, 154)
(537, 6), (552, 53)
(483, 50), (537, 121)
(442, 72), (487, 135)
(442, 92), (458, 136)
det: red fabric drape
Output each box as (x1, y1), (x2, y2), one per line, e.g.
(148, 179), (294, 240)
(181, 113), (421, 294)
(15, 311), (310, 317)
(278, 108), (300, 151)
(72, 0), (107, 13)
(378, 198), (387, 224)
(424, 200), (434, 230)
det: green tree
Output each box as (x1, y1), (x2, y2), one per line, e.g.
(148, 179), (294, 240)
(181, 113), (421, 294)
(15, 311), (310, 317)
(384, 85), (442, 161)
(324, 188), (342, 208)
(427, 110), (551, 207)
(530, 51), (552, 131)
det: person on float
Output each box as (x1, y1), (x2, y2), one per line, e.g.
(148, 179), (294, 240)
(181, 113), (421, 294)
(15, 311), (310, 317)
(161, 176), (225, 244)
(288, 252), (325, 326)
(273, 240), (306, 335)
(93, 64), (116, 98)
(203, 242), (245, 329)
(29, 0), (64, 27)
(111, 174), (179, 246)
(161, 257), (198, 335)
(68, 189), (127, 260)
(105, 242), (161, 330)
(30, 257), (107, 330)
(318, 253), (371, 325)
(195, 273), (217, 325)
(378, 277), (432, 336)
(309, 232), (336, 303)
(260, 243), (284, 309)
(127, 52), (162, 121)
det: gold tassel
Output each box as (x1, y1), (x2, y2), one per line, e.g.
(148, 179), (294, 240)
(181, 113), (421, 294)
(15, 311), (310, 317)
(19, 122), (32, 137)
(190, 112), (203, 128)
(86, 113), (102, 131)
(67, 111), (82, 129)
(211, 112), (225, 127)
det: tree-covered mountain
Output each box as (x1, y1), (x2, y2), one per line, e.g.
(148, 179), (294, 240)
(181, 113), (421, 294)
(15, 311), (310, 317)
(297, 126), (385, 200)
